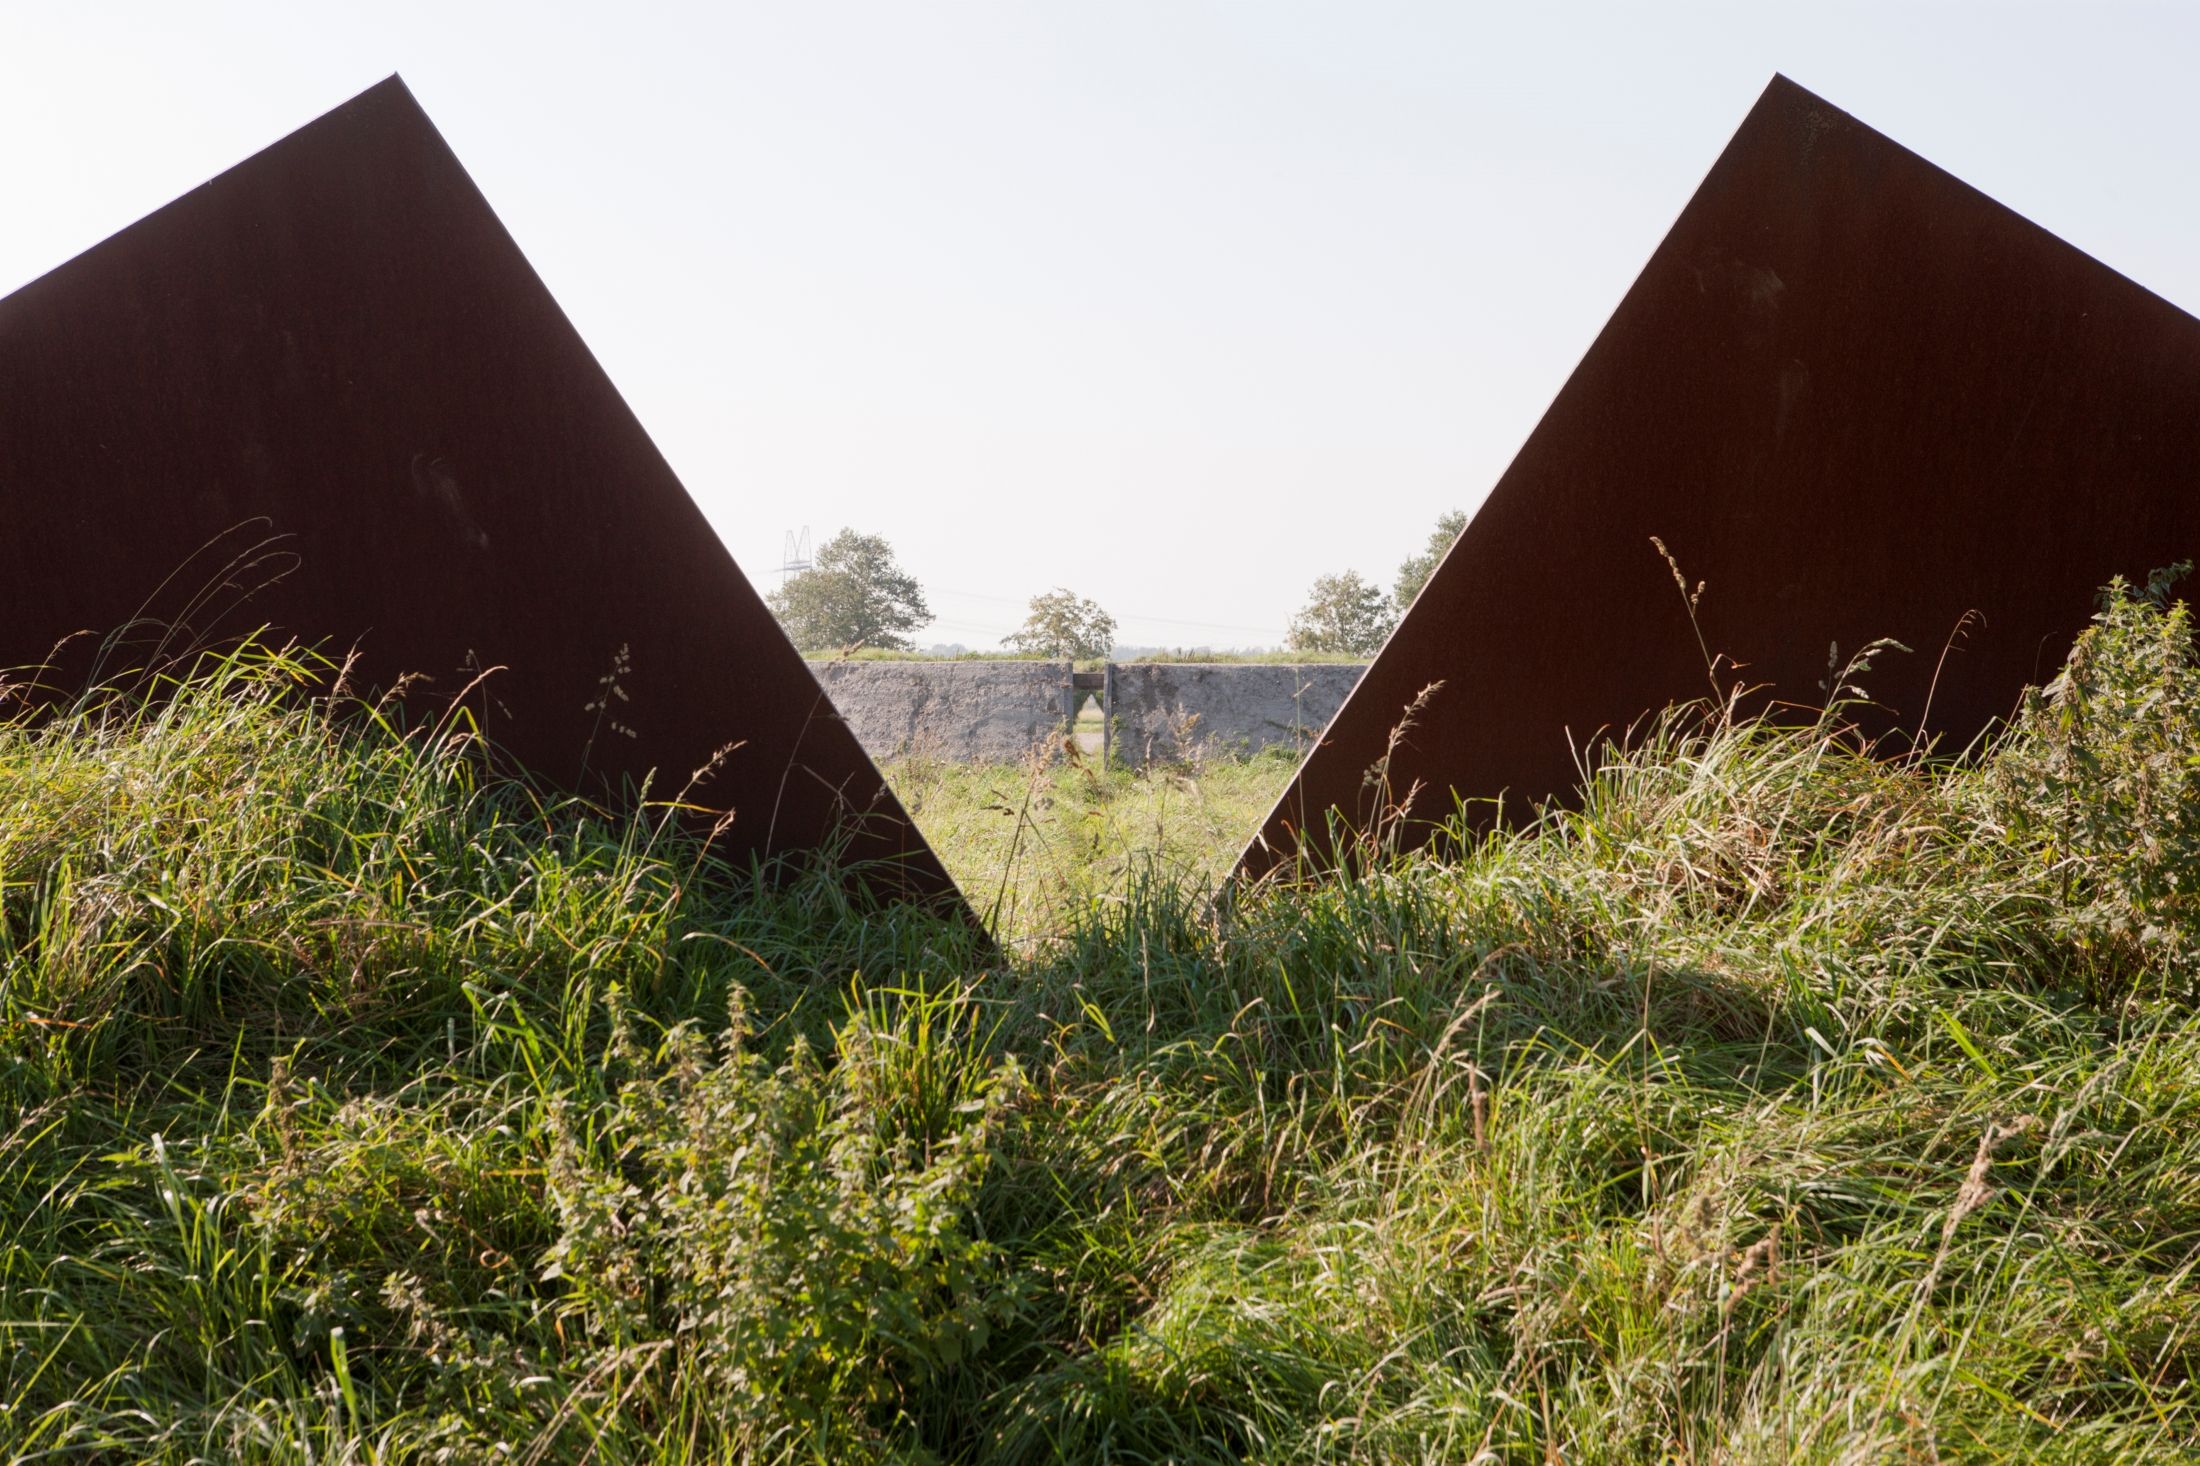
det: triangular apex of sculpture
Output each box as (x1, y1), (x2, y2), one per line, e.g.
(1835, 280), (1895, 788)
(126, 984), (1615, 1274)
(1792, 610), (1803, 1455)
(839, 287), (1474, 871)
(1245, 73), (2200, 876)
(0, 76), (965, 910)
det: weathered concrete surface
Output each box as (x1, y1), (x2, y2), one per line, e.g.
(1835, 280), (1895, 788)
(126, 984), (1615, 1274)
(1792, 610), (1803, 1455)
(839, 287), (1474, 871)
(813, 660), (1073, 763)
(1110, 664), (1366, 767)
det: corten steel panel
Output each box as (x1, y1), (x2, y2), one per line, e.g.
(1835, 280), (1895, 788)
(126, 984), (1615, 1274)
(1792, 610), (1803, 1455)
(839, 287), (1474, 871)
(1244, 75), (2200, 876)
(0, 77), (964, 908)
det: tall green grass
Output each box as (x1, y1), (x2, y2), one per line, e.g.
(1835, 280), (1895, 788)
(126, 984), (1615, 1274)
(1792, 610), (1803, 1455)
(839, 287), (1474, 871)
(3, 578), (2198, 1461)
(882, 744), (1295, 945)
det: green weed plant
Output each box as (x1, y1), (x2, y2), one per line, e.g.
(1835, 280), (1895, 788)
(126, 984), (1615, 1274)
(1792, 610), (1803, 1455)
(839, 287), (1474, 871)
(2, 583), (2198, 1461)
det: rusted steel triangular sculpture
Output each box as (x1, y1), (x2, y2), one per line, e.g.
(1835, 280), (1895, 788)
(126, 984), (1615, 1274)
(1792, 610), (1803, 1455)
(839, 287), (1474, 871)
(1245, 75), (2200, 876)
(0, 77), (965, 908)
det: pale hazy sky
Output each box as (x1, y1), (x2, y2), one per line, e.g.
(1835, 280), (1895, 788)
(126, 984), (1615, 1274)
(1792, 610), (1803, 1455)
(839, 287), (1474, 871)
(4, 3), (2196, 648)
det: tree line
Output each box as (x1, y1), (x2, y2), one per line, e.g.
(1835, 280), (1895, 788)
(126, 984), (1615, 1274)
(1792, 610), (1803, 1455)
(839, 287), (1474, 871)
(767, 513), (1465, 660)
(766, 530), (1116, 658)
(1283, 509), (1466, 656)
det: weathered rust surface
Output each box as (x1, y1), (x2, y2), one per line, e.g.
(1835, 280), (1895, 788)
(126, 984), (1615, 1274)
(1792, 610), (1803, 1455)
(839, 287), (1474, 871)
(0, 77), (964, 907)
(1245, 74), (2200, 876)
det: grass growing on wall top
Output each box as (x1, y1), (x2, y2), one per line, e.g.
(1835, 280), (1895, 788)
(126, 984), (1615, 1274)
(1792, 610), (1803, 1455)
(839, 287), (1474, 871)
(3, 579), (2200, 1459)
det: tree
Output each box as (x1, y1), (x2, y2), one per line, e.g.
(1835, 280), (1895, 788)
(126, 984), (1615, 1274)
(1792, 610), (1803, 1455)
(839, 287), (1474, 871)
(1392, 509), (1467, 611)
(1287, 570), (1393, 656)
(766, 529), (932, 652)
(1003, 587), (1117, 660)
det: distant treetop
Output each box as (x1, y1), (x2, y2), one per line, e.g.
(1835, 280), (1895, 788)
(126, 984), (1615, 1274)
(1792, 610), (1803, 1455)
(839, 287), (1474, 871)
(1286, 510), (1466, 658)
(1393, 509), (1467, 611)
(1004, 588), (1118, 660)
(1287, 569), (1393, 657)
(766, 529), (933, 652)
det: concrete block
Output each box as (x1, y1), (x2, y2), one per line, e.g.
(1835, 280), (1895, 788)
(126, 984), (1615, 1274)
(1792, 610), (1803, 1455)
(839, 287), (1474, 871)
(813, 660), (1073, 763)
(1110, 664), (1365, 767)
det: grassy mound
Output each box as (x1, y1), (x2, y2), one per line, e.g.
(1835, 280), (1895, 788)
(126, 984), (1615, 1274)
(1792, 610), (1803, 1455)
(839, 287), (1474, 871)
(4, 583), (2199, 1461)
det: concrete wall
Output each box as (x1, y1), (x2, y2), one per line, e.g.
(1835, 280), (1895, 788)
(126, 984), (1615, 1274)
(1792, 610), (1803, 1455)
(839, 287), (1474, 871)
(811, 660), (1072, 763)
(1109, 663), (1366, 767)
(811, 660), (1370, 768)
